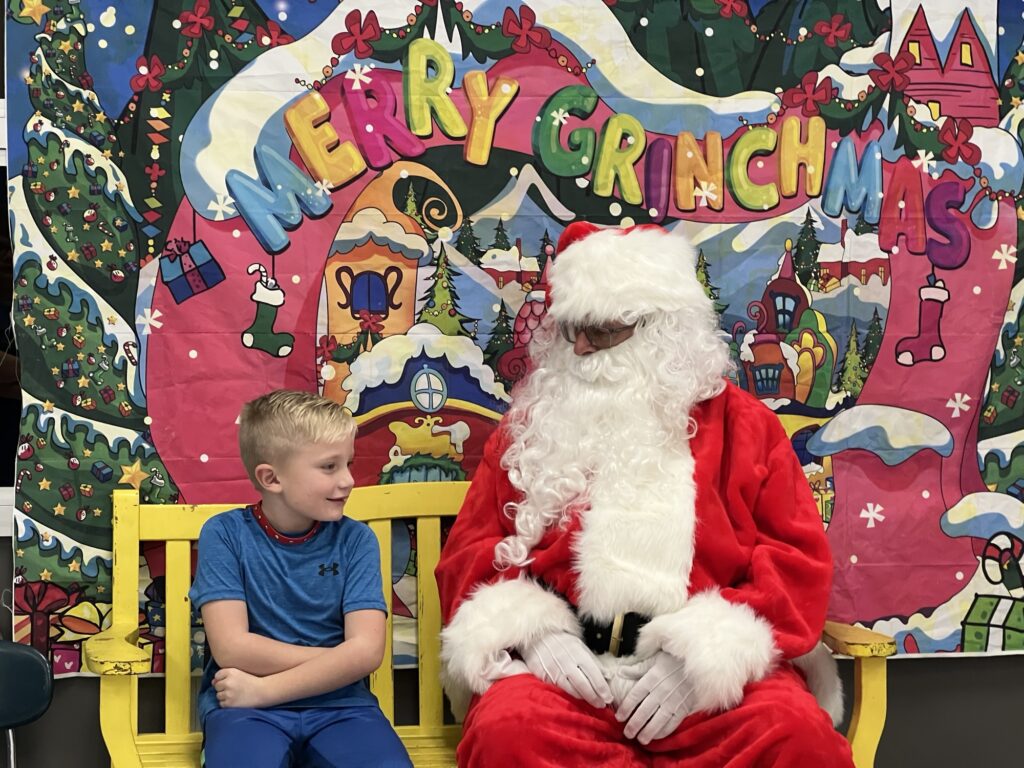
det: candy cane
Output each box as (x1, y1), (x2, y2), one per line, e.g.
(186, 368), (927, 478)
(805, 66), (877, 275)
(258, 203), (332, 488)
(16, 469), (32, 492)
(248, 262), (278, 289)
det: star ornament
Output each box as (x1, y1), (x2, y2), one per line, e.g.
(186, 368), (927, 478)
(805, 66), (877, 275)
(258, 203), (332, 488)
(119, 459), (149, 490)
(19, 0), (51, 25)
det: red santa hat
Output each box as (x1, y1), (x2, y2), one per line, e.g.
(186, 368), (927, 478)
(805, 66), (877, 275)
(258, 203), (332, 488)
(548, 221), (708, 323)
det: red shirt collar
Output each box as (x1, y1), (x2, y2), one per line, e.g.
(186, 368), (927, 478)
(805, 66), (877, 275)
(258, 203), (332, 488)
(250, 500), (321, 545)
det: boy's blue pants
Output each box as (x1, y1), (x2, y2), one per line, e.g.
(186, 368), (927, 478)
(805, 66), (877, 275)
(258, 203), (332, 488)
(204, 705), (412, 767)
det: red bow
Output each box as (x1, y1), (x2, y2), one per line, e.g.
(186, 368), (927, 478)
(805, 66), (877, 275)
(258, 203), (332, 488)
(868, 51), (915, 93)
(144, 162), (165, 183)
(316, 334), (338, 362)
(256, 20), (294, 48)
(501, 6), (551, 54)
(782, 72), (836, 117)
(938, 118), (981, 165)
(357, 309), (385, 334)
(714, 0), (748, 19)
(813, 14), (852, 47)
(130, 55), (166, 93)
(15, 580), (86, 652)
(178, 0), (214, 38)
(162, 238), (190, 261)
(332, 10), (382, 59)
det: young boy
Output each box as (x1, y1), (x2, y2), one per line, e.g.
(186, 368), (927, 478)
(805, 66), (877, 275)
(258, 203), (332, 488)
(190, 390), (412, 767)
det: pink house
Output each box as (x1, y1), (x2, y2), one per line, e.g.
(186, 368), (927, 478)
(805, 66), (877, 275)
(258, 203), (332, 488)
(897, 8), (999, 127)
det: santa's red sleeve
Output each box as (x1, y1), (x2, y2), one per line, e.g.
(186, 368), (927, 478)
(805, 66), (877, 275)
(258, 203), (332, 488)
(436, 429), (579, 712)
(635, 407), (839, 721)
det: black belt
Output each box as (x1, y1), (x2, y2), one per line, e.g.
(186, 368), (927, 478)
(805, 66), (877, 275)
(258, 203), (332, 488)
(579, 611), (650, 658)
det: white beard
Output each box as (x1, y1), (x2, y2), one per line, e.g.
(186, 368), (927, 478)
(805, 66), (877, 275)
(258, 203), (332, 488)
(496, 320), (724, 621)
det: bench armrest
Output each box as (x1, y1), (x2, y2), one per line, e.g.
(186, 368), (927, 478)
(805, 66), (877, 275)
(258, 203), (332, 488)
(83, 624), (152, 675)
(822, 620), (897, 658)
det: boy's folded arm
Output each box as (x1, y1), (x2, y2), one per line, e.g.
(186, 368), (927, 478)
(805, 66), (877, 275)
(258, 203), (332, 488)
(254, 609), (386, 707)
(201, 599), (326, 675)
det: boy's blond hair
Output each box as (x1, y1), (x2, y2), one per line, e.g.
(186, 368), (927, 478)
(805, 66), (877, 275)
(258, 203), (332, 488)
(239, 390), (356, 485)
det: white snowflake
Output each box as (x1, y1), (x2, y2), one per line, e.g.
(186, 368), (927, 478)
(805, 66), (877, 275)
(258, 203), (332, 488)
(695, 180), (719, 207)
(912, 149), (935, 173)
(550, 108), (569, 126)
(993, 243), (1018, 270)
(314, 179), (332, 196)
(345, 64), (373, 90)
(136, 307), (163, 335)
(859, 502), (886, 528)
(946, 392), (972, 418)
(207, 193), (236, 221)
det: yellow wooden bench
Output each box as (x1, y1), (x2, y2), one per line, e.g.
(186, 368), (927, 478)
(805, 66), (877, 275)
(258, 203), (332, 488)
(84, 484), (895, 768)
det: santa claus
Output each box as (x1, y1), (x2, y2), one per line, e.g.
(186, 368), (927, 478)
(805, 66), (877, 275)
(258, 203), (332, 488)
(435, 222), (852, 767)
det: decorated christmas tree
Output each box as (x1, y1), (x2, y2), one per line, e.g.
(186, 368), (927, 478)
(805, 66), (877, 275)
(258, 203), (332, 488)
(696, 249), (728, 315)
(751, 0), (889, 92)
(793, 209), (822, 289)
(403, 182), (426, 229)
(417, 244), (476, 337)
(456, 218), (483, 265)
(491, 219), (512, 251)
(117, 0), (280, 263)
(999, 41), (1024, 124)
(484, 301), (515, 389)
(604, 0), (757, 96)
(10, 2), (178, 664)
(862, 308), (884, 371)
(836, 320), (867, 397)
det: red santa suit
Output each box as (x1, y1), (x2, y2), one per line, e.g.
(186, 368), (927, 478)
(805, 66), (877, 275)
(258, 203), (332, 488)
(435, 223), (852, 767)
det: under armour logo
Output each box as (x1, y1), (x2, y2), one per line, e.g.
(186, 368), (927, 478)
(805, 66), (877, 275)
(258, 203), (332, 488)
(318, 562), (339, 576)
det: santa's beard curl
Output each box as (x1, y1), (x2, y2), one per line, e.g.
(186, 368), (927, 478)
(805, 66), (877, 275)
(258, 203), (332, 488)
(493, 307), (733, 569)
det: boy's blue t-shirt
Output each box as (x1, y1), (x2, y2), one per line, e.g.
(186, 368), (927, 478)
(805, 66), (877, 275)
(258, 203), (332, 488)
(189, 507), (386, 725)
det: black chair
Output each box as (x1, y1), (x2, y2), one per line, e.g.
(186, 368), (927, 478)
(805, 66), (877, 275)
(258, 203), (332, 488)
(0, 640), (53, 768)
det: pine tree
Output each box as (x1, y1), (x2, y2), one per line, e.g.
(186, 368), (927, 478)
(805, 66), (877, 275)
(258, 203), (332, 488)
(854, 213), (877, 235)
(538, 229), (555, 273)
(1000, 41), (1024, 121)
(837, 320), (867, 397)
(491, 219), (512, 251)
(862, 308), (884, 370)
(484, 301), (515, 387)
(793, 209), (822, 289)
(456, 218), (482, 265)
(417, 244), (475, 336)
(696, 249), (728, 315)
(403, 184), (425, 228)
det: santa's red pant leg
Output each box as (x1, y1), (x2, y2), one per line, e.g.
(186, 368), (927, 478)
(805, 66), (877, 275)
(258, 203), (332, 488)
(457, 668), (854, 767)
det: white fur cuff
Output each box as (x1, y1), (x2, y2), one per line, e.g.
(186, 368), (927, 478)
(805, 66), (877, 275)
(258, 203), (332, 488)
(635, 590), (779, 714)
(440, 577), (579, 711)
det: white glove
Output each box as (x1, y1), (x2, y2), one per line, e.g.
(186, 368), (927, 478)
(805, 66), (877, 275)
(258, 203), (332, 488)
(481, 649), (529, 684)
(520, 631), (613, 709)
(616, 651), (694, 744)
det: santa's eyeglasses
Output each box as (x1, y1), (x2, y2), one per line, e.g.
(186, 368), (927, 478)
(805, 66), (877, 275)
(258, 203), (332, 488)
(558, 320), (639, 350)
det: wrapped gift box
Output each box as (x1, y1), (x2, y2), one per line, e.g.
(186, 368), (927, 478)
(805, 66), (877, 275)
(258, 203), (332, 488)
(160, 240), (225, 304)
(961, 595), (1024, 652)
(91, 461), (112, 482)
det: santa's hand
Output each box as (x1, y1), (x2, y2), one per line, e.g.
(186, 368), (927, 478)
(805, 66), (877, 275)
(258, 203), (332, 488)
(616, 651), (693, 744)
(520, 631), (613, 709)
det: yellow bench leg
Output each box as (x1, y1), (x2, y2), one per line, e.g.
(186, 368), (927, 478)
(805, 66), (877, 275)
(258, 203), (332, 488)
(99, 676), (143, 768)
(847, 656), (888, 768)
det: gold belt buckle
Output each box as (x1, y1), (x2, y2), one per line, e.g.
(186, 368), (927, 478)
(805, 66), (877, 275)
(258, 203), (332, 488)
(608, 613), (625, 657)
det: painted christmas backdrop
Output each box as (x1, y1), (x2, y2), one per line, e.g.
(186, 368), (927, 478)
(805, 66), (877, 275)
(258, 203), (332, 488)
(7, 0), (1024, 675)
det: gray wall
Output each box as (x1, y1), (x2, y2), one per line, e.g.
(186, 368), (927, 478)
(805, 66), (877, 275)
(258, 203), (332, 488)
(3, 539), (1020, 767)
